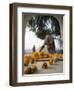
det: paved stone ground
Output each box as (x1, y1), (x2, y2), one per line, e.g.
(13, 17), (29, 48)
(35, 61), (63, 74)
(24, 60), (63, 74)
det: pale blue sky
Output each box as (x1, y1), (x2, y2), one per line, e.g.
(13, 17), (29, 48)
(25, 27), (44, 50)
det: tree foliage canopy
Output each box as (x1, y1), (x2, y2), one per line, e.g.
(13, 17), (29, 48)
(28, 15), (60, 40)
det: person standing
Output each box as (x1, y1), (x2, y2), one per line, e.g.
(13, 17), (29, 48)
(39, 34), (55, 53)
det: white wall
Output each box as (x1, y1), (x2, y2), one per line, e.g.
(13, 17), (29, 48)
(0, 0), (74, 90)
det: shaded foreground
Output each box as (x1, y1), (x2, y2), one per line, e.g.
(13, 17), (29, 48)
(24, 52), (63, 74)
(24, 60), (63, 74)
